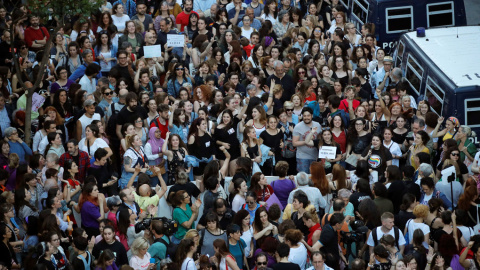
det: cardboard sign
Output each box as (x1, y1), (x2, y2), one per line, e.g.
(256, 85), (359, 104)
(318, 146), (337, 159)
(167, 34), (185, 47)
(143, 45), (162, 58)
(32, 93), (45, 112)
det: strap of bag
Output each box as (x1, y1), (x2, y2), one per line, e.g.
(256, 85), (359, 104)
(476, 204), (479, 225)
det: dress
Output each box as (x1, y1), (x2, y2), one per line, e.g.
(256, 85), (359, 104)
(168, 148), (186, 185)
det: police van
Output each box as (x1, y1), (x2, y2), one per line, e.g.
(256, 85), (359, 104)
(342, 0), (467, 51)
(393, 26), (480, 144)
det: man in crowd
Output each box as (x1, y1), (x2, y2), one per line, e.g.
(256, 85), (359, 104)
(288, 172), (327, 213)
(366, 212), (406, 256)
(176, 0), (197, 32)
(293, 107), (322, 173)
(69, 49), (102, 82)
(266, 60), (295, 101)
(115, 92), (148, 139)
(131, 1), (153, 32)
(24, 14), (49, 51)
(313, 213), (345, 270)
(59, 139), (90, 183)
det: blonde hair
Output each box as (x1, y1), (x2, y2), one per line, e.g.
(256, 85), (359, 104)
(130, 237), (150, 256)
(413, 204), (429, 218)
(184, 229), (200, 246)
(125, 134), (138, 149)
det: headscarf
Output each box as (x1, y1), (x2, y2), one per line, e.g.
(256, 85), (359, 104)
(148, 127), (164, 156)
(447, 117), (459, 128)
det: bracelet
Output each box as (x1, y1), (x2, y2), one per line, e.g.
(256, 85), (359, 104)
(368, 263), (374, 267)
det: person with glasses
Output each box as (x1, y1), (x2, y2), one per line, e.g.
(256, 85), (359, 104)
(3, 127), (32, 164)
(306, 251), (333, 270)
(254, 252), (272, 270)
(171, 190), (202, 244)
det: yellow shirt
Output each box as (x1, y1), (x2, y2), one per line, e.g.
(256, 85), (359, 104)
(134, 191), (160, 217)
(410, 146), (430, 170)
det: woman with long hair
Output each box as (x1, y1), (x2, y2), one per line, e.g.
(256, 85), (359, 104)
(214, 109), (243, 176)
(79, 123), (112, 160)
(231, 178), (249, 212)
(249, 172), (274, 205)
(79, 182), (105, 238)
(176, 238), (198, 270)
(305, 128), (342, 174)
(62, 160), (82, 202)
(192, 85), (211, 114)
(457, 185), (479, 228)
(347, 118), (372, 163)
(14, 186), (38, 221)
(118, 134), (149, 188)
(253, 207), (278, 248)
(408, 130), (430, 170)
(310, 161), (332, 210)
(259, 115), (283, 174)
(167, 63), (192, 100)
(45, 132), (65, 157)
(330, 114), (348, 161)
(94, 248), (118, 270)
(187, 117), (216, 180)
(96, 30), (117, 75)
(154, 1), (176, 33)
(92, 225), (128, 266)
(112, 3), (130, 32)
(241, 126), (262, 173)
(233, 209), (255, 258)
(169, 107), (189, 143)
(211, 239), (240, 270)
(360, 133), (393, 177)
(162, 132), (189, 185)
(243, 105), (267, 139)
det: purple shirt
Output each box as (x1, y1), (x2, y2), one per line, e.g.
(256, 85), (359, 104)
(5, 166), (16, 191)
(271, 179), (296, 208)
(50, 79), (75, 94)
(81, 201), (101, 228)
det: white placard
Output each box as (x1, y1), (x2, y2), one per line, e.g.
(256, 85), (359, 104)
(318, 146), (337, 159)
(143, 45), (162, 58)
(167, 34), (185, 47)
(32, 93), (45, 112)
(440, 166), (456, 185)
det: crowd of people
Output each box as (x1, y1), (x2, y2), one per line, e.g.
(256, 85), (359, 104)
(0, 0), (479, 269)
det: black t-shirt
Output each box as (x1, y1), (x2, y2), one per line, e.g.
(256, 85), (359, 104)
(272, 262), (301, 270)
(349, 191), (372, 213)
(395, 210), (415, 232)
(387, 180), (407, 214)
(352, 133), (372, 154)
(168, 182), (201, 205)
(111, 65), (134, 89)
(319, 224), (340, 261)
(92, 241), (128, 267)
(37, 257), (56, 270)
(361, 147), (392, 177)
(116, 105), (148, 127)
(260, 129), (284, 158)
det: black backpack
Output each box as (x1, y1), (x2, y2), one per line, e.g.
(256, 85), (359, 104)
(106, 103), (121, 139)
(155, 237), (177, 259)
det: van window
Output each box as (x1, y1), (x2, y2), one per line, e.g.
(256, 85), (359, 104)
(425, 77), (444, 115)
(352, 0), (369, 25)
(395, 41), (405, 67)
(427, 1), (454, 27)
(339, 0), (350, 13)
(385, 6), (413, 33)
(405, 55), (424, 94)
(465, 99), (480, 127)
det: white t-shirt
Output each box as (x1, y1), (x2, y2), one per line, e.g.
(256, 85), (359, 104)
(181, 257), (197, 270)
(129, 252), (151, 270)
(384, 141), (402, 167)
(288, 243), (308, 270)
(367, 227), (406, 247)
(112, 14), (130, 32)
(405, 219), (430, 248)
(240, 226), (254, 256)
(79, 137), (109, 157)
(232, 194), (246, 212)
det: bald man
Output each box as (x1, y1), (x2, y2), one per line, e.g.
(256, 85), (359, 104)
(137, 30), (158, 58)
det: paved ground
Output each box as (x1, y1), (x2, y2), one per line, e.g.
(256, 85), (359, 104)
(465, 0), (480, 26)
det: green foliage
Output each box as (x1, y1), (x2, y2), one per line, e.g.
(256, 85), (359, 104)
(27, 0), (103, 25)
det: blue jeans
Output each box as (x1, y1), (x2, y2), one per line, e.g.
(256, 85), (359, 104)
(296, 158), (315, 174)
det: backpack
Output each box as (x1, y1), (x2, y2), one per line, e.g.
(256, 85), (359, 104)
(372, 226), (401, 249)
(106, 103), (121, 138)
(156, 237), (177, 259)
(77, 251), (92, 270)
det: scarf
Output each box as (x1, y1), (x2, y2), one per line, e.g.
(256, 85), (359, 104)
(147, 127), (164, 156)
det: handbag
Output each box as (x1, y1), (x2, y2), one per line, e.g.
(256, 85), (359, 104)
(282, 138), (296, 159)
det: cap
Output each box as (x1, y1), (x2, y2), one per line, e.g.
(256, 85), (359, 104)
(383, 56), (394, 63)
(83, 99), (96, 107)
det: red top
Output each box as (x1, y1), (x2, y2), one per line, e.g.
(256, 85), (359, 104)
(176, 11), (199, 32)
(150, 118), (169, 139)
(24, 26), (50, 48)
(304, 92), (317, 103)
(333, 130), (347, 153)
(338, 99), (360, 112)
(255, 185), (274, 202)
(307, 223), (322, 247)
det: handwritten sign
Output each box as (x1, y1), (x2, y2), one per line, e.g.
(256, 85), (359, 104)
(318, 146), (337, 159)
(143, 45), (162, 58)
(32, 93), (45, 112)
(167, 34), (185, 47)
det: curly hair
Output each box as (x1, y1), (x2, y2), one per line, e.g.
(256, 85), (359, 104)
(193, 85), (212, 103)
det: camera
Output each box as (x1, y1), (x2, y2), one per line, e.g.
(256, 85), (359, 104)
(340, 220), (368, 244)
(135, 217), (178, 235)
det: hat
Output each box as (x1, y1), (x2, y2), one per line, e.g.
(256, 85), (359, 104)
(383, 56), (394, 63)
(83, 99), (96, 107)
